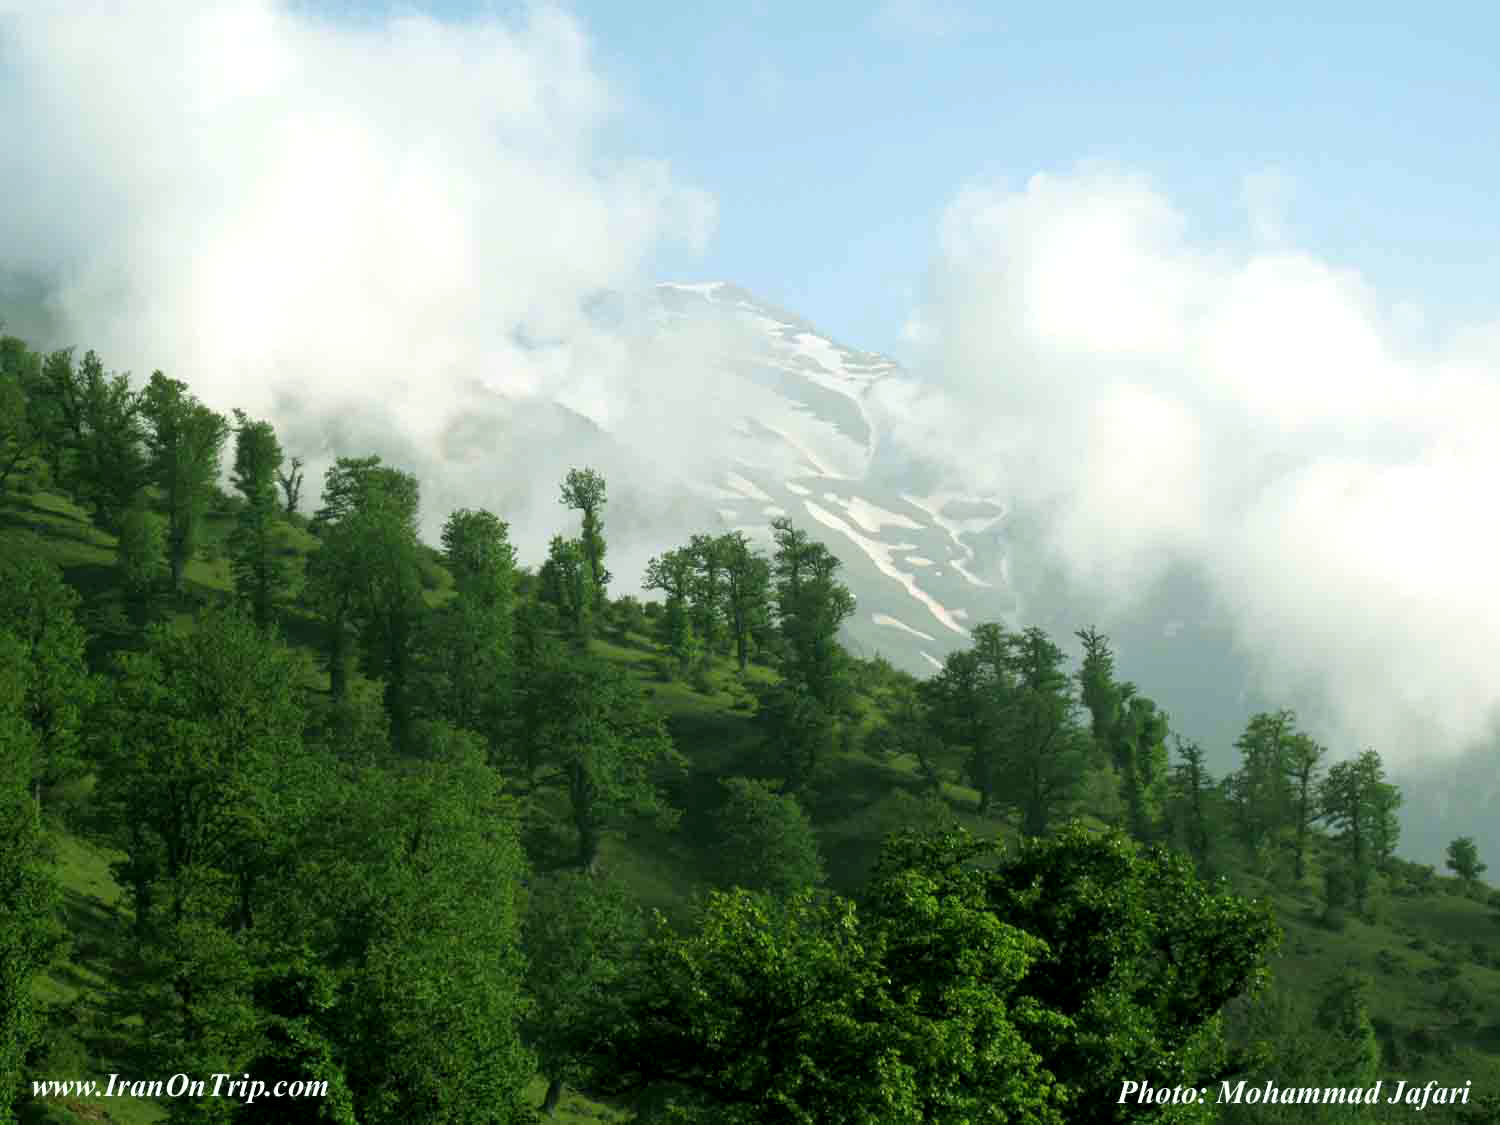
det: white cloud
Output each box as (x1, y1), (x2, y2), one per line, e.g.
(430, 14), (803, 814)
(877, 164), (1500, 765)
(0, 0), (720, 562)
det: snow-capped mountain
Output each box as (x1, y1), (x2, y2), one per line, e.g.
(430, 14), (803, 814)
(647, 281), (1017, 676)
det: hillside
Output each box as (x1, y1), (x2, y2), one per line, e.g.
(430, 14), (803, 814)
(2, 337), (1500, 1122)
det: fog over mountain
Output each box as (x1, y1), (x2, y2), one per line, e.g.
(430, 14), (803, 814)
(1, 0), (1496, 868)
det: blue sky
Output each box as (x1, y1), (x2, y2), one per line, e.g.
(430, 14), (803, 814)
(489, 1), (1500, 358)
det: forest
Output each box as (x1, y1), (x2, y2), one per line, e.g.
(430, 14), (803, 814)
(2, 332), (1500, 1124)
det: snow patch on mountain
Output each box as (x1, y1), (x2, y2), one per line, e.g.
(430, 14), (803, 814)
(726, 472), (772, 502)
(901, 491), (1004, 588)
(821, 493), (925, 535)
(872, 613), (936, 642)
(949, 557), (992, 588)
(801, 499), (970, 638)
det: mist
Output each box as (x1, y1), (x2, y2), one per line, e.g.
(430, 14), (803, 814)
(0, 0), (732, 569)
(875, 166), (1500, 779)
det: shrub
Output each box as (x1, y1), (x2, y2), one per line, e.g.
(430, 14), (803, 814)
(710, 776), (825, 898)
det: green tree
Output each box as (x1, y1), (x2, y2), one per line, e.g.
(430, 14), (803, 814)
(866, 675), (960, 794)
(586, 823), (1278, 1124)
(922, 642), (1004, 814)
(336, 746), (536, 1123)
(32, 348), (148, 529)
(1319, 749), (1399, 914)
(519, 650), (684, 872)
(560, 466), (610, 605)
(582, 886), (1065, 1125)
(1113, 693), (1170, 842)
(1227, 710), (1298, 865)
(522, 871), (645, 1116)
(1445, 835), (1487, 886)
(96, 607), (306, 934)
(687, 532), (729, 657)
(0, 631), (67, 1125)
(1284, 732), (1326, 882)
(0, 358), (35, 493)
(421, 508), (516, 748)
(1166, 736), (1213, 871)
(307, 457), (423, 747)
(227, 410), (289, 629)
(608, 593), (647, 644)
(711, 776), (825, 896)
(753, 680), (835, 792)
(538, 535), (595, 648)
(1075, 625), (1120, 744)
(0, 336), (44, 495)
(275, 453), (304, 516)
(643, 547), (698, 674)
(988, 626), (1092, 837)
(1312, 972), (1381, 1087)
(0, 553), (94, 819)
(770, 517), (855, 710)
(253, 738), (537, 1124)
(926, 822), (1281, 1123)
(719, 530), (772, 671)
(139, 371), (229, 592)
(115, 499), (169, 624)
(93, 609), (310, 1110)
(1219, 976), (1395, 1125)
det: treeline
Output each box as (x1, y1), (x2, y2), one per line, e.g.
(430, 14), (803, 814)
(2, 333), (1496, 1124)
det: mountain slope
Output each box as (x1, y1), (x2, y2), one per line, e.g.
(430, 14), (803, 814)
(647, 280), (1015, 676)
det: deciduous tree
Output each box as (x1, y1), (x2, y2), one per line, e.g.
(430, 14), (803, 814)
(0, 553), (94, 818)
(710, 776), (825, 896)
(1445, 835), (1486, 887)
(0, 630), (67, 1125)
(560, 467), (610, 605)
(139, 371), (228, 592)
(227, 410), (288, 629)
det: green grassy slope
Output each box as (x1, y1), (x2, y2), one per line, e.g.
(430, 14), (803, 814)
(8, 481), (1500, 1123)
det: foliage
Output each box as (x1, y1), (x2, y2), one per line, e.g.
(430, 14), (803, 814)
(560, 466), (610, 604)
(644, 547), (698, 675)
(1320, 749), (1400, 913)
(1446, 835), (1487, 885)
(227, 410), (289, 629)
(539, 534), (596, 648)
(711, 776), (825, 896)
(0, 630), (68, 1125)
(874, 824), (1281, 1123)
(307, 456), (424, 745)
(522, 870), (646, 1112)
(0, 552), (95, 816)
(516, 647), (685, 871)
(115, 497), (169, 622)
(139, 371), (230, 592)
(582, 887), (1065, 1125)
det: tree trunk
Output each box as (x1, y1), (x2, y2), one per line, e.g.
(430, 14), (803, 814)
(541, 1076), (564, 1116)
